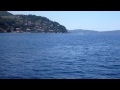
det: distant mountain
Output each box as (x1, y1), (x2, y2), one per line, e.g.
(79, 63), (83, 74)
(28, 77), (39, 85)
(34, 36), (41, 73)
(0, 11), (13, 16)
(101, 30), (120, 34)
(68, 29), (120, 35)
(68, 29), (99, 34)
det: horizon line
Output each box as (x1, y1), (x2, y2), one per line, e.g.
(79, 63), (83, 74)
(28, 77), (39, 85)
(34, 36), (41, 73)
(68, 29), (120, 32)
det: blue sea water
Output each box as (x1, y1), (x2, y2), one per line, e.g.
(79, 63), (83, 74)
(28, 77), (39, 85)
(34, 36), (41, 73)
(0, 33), (120, 79)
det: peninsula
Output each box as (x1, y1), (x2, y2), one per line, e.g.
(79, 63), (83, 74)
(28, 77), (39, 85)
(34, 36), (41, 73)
(0, 11), (68, 33)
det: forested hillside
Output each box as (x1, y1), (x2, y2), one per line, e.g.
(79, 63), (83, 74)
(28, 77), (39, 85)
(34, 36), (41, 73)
(0, 11), (68, 33)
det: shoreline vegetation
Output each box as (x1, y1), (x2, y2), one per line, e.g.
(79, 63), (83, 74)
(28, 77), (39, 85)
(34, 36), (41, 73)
(0, 11), (68, 33)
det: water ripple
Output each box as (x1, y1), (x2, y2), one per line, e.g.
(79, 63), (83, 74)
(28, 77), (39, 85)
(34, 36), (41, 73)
(0, 33), (120, 79)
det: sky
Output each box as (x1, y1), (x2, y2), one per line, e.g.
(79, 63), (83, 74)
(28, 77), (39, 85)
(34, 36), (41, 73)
(8, 11), (120, 31)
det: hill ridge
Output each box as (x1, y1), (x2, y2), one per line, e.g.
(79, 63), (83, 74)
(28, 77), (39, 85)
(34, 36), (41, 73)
(0, 11), (68, 33)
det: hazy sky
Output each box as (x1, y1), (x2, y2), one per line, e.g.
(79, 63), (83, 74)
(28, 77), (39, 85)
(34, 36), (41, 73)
(8, 11), (120, 31)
